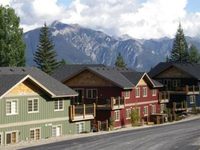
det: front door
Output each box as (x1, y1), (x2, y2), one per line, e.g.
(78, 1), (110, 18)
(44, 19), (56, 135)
(6, 131), (17, 144)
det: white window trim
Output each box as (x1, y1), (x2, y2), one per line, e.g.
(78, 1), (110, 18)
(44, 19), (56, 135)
(144, 106), (148, 116)
(114, 110), (120, 121)
(151, 105), (156, 114)
(5, 130), (18, 145)
(124, 91), (130, 99)
(152, 89), (157, 96)
(126, 108), (131, 119)
(86, 89), (97, 99)
(30, 127), (41, 140)
(135, 87), (140, 98)
(6, 99), (18, 116)
(143, 87), (147, 97)
(27, 98), (39, 113)
(54, 100), (64, 111)
(76, 122), (85, 133)
(52, 124), (62, 137)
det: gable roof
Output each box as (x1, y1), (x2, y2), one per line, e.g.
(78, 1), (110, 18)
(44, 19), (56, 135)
(0, 67), (77, 99)
(149, 62), (200, 80)
(52, 65), (162, 89)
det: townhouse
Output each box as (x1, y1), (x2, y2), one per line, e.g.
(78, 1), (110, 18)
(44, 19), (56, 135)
(0, 67), (93, 145)
(149, 62), (200, 119)
(52, 65), (164, 129)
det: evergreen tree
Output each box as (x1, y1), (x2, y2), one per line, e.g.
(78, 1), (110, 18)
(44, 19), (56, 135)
(170, 23), (189, 63)
(0, 5), (25, 66)
(34, 23), (59, 74)
(115, 52), (126, 68)
(188, 45), (200, 63)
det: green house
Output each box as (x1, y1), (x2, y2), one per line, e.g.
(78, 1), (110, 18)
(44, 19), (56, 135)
(0, 67), (92, 145)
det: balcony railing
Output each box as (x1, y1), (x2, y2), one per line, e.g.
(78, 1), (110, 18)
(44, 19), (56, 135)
(97, 97), (125, 110)
(69, 103), (96, 121)
(165, 85), (200, 95)
(158, 92), (170, 103)
(173, 101), (187, 111)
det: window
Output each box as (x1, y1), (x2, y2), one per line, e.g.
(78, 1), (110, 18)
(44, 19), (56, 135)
(126, 109), (131, 119)
(0, 133), (2, 145)
(54, 100), (64, 111)
(190, 95), (196, 104)
(114, 110), (120, 121)
(28, 98), (39, 113)
(152, 89), (157, 96)
(143, 87), (147, 97)
(143, 106), (148, 116)
(151, 105), (156, 114)
(124, 91), (130, 99)
(135, 87), (140, 98)
(52, 125), (62, 137)
(6, 100), (18, 115)
(6, 131), (17, 144)
(30, 128), (40, 140)
(76, 122), (85, 133)
(86, 89), (97, 99)
(160, 104), (165, 113)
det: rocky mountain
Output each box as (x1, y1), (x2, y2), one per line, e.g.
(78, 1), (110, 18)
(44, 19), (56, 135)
(24, 21), (200, 71)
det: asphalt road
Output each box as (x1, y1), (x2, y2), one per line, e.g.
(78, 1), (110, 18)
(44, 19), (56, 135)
(21, 119), (200, 150)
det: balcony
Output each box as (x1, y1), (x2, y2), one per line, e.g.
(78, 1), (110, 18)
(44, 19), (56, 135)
(69, 103), (96, 121)
(97, 97), (125, 110)
(186, 85), (200, 95)
(173, 101), (187, 111)
(159, 92), (170, 103)
(165, 85), (200, 95)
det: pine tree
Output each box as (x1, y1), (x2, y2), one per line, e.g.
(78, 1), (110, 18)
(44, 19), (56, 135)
(188, 45), (200, 63)
(170, 23), (189, 63)
(0, 5), (25, 66)
(34, 23), (59, 74)
(115, 52), (126, 68)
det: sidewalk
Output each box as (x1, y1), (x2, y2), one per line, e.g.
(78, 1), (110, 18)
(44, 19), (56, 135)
(4, 114), (200, 150)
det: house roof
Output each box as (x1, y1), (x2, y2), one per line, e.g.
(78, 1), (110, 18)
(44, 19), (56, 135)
(0, 67), (77, 99)
(149, 62), (200, 80)
(52, 64), (162, 89)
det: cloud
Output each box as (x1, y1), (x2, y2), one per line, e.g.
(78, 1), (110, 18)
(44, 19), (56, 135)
(1, 0), (200, 39)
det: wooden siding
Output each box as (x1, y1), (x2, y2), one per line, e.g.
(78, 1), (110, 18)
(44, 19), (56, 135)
(5, 80), (41, 97)
(155, 66), (192, 79)
(65, 70), (115, 87)
(137, 78), (147, 86)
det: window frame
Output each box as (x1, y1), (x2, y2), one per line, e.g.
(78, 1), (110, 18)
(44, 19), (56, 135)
(143, 87), (147, 97)
(30, 127), (41, 140)
(52, 125), (62, 137)
(0, 132), (3, 145)
(6, 99), (18, 116)
(151, 105), (156, 114)
(126, 108), (131, 119)
(135, 87), (140, 98)
(143, 106), (148, 116)
(124, 91), (130, 99)
(28, 98), (39, 113)
(114, 110), (120, 121)
(5, 130), (18, 145)
(54, 100), (64, 111)
(86, 89), (97, 99)
(190, 95), (195, 104)
(152, 89), (157, 96)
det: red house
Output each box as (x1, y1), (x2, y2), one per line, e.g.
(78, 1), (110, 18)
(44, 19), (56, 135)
(52, 65), (163, 129)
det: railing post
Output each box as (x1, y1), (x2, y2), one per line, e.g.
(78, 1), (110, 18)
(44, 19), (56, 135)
(73, 105), (75, 120)
(111, 97), (113, 109)
(186, 85), (189, 93)
(93, 103), (96, 117)
(83, 104), (86, 119)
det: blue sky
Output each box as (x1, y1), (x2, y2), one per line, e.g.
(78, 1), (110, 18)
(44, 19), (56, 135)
(1, 0), (200, 39)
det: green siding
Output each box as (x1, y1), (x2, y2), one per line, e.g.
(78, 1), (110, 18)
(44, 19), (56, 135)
(0, 94), (91, 145)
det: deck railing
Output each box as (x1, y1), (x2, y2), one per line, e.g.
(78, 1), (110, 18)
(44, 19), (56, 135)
(69, 103), (96, 121)
(97, 97), (125, 110)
